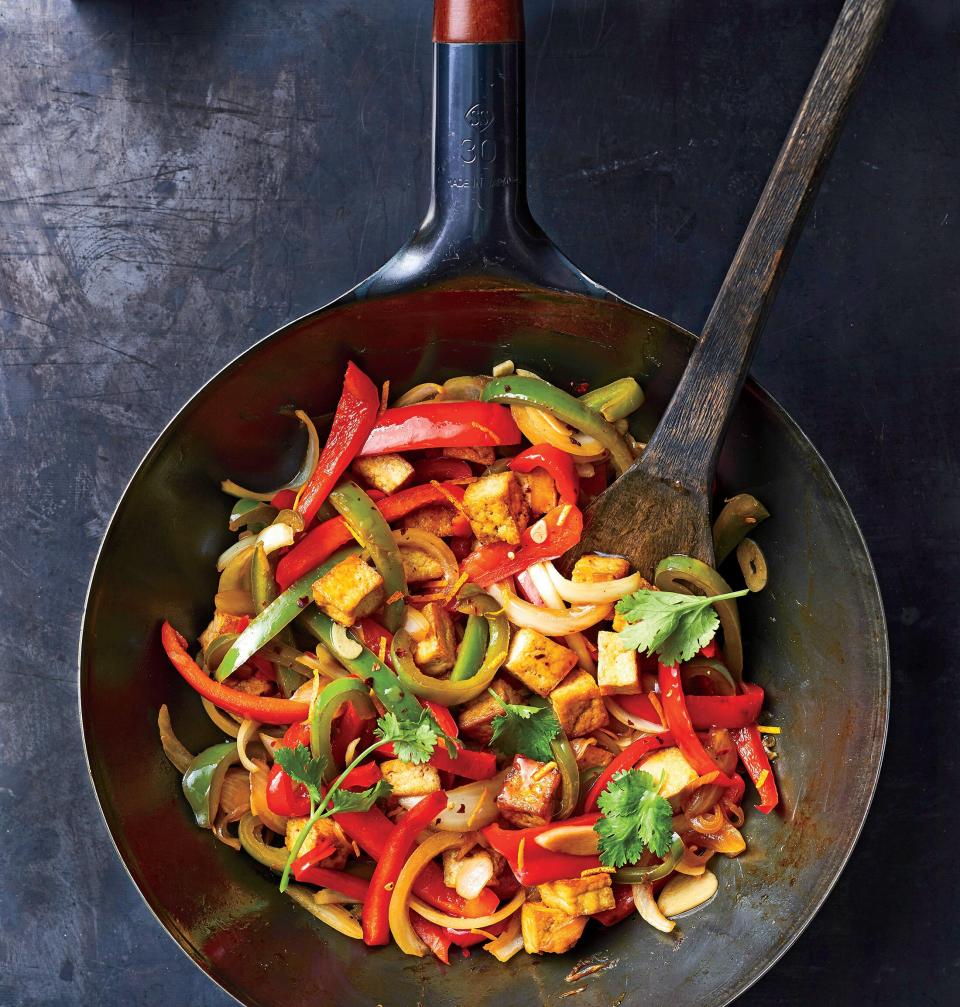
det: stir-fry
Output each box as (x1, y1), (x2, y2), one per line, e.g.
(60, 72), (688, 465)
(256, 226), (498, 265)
(159, 361), (779, 962)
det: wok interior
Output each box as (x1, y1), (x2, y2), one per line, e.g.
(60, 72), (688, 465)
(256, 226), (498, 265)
(81, 284), (887, 1007)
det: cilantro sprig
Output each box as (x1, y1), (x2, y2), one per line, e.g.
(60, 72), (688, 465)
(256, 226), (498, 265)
(593, 768), (674, 868)
(614, 587), (748, 666)
(488, 690), (560, 763)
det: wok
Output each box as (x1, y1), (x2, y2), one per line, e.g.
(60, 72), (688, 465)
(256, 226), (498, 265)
(79, 1), (889, 1004)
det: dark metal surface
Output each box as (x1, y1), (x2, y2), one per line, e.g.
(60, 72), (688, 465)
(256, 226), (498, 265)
(1, 2), (956, 1006)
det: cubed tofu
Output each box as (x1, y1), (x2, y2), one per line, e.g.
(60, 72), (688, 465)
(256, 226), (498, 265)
(505, 628), (579, 697)
(413, 601), (457, 675)
(232, 677), (272, 696)
(462, 471), (530, 545)
(516, 470), (559, 516)
(539, 874), (616, 916)
(571, 554), (632, 584)
(550, 670), (609, 737)
(380, 759), (441, 797)
(351, 453), (414, 495)
(521, 903), (588, 954)
(285, 816), (350, 870)
(199, 610), (249, 652)
(640, 747), (698, 798)
(311, 554), (385, 626)
(596, 630), (641, 695)
(458, 679), (525, 743)
(442, 845), (496, 899)
(400, 546), (445, 584)
(496, 755), (560, 828)
(570, 737), (614, 770)
(443, 445), (496, 466)
(400, 504), (458, 538)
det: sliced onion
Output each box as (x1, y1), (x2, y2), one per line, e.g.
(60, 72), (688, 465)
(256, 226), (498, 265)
(403, 606), (432, 642)
(217, 537), (255, 573)
(657, 869), (718, 918)
(543, 560), (643, 605)
(295, 648), (351, 680)
(312, 889), (364, 906)
(239, 813), (289, 871)
(390, 832), (471, 956)
(440, 375), (488, 401)
(395, 382), (443, 406)
(410, 888), (526, 931)
(201, 697), (242, 737)
(510, 403), (607, 460)
(397, 773), (506, 832)
(214, 590), (256, 616)
(632, 882), (675, 933)
(605, 696), (668, 734)
(491, 360), (515, 378)
(212, 767), (250, 850)
(257, 731), (282, 758)
(484, 911), (524, 962)
(237, 718), (262, 772)
(527, 564), (596, 672)
(158, 704), (194, 773)
(329, 622), (363, 661)
(249, 758), (288, 835)
(285, 885), (363, 939)
(393, 529), (459, 600)
(219, 547), (253, 593)
(489, 581), (611, 636)
(220, 410), (321, 500)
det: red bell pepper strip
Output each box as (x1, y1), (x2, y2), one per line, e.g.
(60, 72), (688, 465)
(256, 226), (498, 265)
(341, 761), (382, 790)
(411, 915), (453, 963)
(331, 702), (375, 767)
(508, 444), (579, 505)
(462, 504), (583, 589)
(266, 761), (311, 817)
(698, 640), (719, 659)
(291, 841), (337, 876)
(356, 618), (394, 668)
(361, 790), (449, 945)
(583, 733), (674, 813)
(578, 462), (607, 501)
(296, 362), (380, 526)
(447, 921), (505, 946)
(270, 488), (297, 510)
(482, 814), (601, 886)
(424, 699), (459, 739)
(161, 622), (309, 725)
(594, 884), (634, 926)
(359, 402), (521, 456)
(292, 864), (372, 901)
(731, 725), (779, 814)
(617, 684), (764, 731)
(515, 568), (543, 605)
(276, 482), (471, 589)
(657, 663), (736, 787)
(428, 745), (496, 780)
(412, 457), (474, 483)
(333, 804), (498, 917)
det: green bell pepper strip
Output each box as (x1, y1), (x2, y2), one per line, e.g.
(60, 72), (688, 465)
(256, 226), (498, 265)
(450, 614), (489, 682)
(712, 494), (770, 565)
(550, 731), (580, 820)
(328, 481), (407, 633)
(202, 632), (240, 673)
(181, 742), (239, 828)
(299, 608), (424, 723)
(654, 555), (744, 680)
(579, 377), (645, 421)
(612, 834), (685, 884)
(309, 677), (376, 783)
(229, 500), (278, 532)
(251, 543), (303, 699)
(481, 374), (635, 475)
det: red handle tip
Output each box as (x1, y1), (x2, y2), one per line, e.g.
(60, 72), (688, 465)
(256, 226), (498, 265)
(433, 0), (524, 43)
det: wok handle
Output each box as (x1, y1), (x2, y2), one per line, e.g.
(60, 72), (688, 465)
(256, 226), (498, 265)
(641, 0), (894, 490)
(434, 0), (524, 42)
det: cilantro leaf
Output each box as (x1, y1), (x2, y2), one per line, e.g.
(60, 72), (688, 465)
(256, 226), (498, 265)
(615, 587), (748, 666)
(375, 709), (440, 765)
(488, 691), (561, 763)
(326, 778), (392, 814)
(593, 768), (674, 867)
(273, 743), (327, 805)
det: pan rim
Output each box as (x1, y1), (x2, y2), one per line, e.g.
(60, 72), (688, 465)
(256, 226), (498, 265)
(78, 284), (890, 1007)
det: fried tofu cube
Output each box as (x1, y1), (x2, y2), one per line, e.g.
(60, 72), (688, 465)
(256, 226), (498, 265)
(504, 628), (579, 697)
(462, 471), (530, 545)
(413, 601), (457, 675)
(640, 747), (698, 798)
(539, 873), (616, 916)
(380, 759), (442, 797)
(457, 679), (525, 743)
(442, 845), (496, 900)
(443, 445), (496, 466)
(399, 546), (445, 584)
(351, 453), (414, 494)
(521, 903), (588, 954)
(596, 630), (641, 695)
(571, 554), (632, 584)
(550, 670), (609, 736)
(570, 737), (614, 770)
(400, 504), (458, 538)
(497, 755), (561, 828)
(311, 554), (385, 626)
(515, 470), (558, 516)
(232, 678), (272, 696)
(199, 610), (249, 652)
(285, 816), (350, 870)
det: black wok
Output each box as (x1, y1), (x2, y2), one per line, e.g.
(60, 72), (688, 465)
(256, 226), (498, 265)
(80, 2), (889, 1004)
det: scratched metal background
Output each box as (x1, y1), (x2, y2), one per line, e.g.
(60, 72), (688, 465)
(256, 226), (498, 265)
(0, 1), (956, 1005)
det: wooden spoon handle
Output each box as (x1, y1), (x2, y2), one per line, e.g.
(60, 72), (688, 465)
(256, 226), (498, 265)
(641, 0), (893, 490)
(433, 0), (524, 42)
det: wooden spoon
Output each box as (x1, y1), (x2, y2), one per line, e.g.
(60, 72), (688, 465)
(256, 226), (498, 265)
(571, 0), (893, 579)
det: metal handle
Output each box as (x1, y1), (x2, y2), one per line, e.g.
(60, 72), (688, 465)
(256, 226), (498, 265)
(642, 0), (894, 490)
